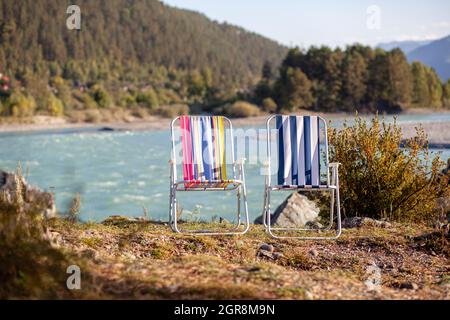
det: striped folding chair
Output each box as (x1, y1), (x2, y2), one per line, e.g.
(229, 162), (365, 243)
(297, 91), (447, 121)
(262, 115), (342, 239)
(169, 116), (249, 235)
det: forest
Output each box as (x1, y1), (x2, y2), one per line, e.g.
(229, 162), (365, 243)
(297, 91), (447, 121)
(0, 0), (449, 120)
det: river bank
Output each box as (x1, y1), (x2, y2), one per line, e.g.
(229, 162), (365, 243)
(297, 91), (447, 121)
(1, 110), (450, 145)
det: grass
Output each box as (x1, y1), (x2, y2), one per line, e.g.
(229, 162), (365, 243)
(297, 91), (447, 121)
(29, 218), (448, 300)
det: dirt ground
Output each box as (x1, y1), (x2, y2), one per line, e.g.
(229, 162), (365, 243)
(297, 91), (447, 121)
(45, 218), (450, 300)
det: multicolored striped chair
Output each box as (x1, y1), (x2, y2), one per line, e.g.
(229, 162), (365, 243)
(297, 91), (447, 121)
(169, 116), (249, 235)
(263, 115), (342, 239)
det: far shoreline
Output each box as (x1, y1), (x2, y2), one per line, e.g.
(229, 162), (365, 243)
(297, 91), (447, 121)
(1, 108), (450, 144)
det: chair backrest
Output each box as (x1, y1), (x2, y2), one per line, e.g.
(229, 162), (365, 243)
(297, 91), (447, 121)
(174, 116), (231, 182)
(270, 115), (329, 187)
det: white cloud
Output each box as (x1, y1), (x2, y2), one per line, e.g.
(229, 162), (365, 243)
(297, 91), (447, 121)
(432, 21), (450, 28)
(394, 33), (441, 41)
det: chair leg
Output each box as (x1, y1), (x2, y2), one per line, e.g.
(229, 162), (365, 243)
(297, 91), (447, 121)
(262, 186), (268, 228)
(323, 189), (335, 231)
(169, 185), (177, 232)
(170, 182), (249, 236)
(266, 187), (341, 240)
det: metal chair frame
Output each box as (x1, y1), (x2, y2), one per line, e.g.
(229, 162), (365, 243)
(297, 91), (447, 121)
(169, 116), (249, 235)
(262, 115), (342, 239)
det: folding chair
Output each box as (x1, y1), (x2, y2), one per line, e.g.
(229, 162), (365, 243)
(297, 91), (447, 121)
(262, 115), (342, 239)
(169, 116), (250, 235)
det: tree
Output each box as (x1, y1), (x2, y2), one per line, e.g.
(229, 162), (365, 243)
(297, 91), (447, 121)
(262, 97), (277, 113)
(46, 93), (64, 116)
(341, 51), (367, 111)
(274, 67), (314, 111)
(411, 61), (430, 108)
(89, 84), (112, 108)
(3, 91), (36, 117)
(262, 61), (273, 80)
(426, 68), (443, 108)
(387, 49), (412, 107)
(443, 79), (450, 109)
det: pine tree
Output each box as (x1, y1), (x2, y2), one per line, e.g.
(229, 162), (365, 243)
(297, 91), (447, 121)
(274, 67), (314, 111)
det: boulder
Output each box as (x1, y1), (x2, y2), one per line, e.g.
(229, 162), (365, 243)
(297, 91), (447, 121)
(0, 169), (56, 218)
(254, 192), (320, 227)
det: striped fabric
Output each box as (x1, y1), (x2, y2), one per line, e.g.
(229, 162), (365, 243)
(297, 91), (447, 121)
(180, 116), (228, 187)
(276, 115), (322, 187)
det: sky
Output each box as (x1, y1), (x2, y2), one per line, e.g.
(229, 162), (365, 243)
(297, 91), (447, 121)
(162, 0), (450, 48)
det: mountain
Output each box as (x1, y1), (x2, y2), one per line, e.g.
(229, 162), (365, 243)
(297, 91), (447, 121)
(0, 0), (287, 91)
(407, 35), (450, 81)
(377, 40), (432, 54)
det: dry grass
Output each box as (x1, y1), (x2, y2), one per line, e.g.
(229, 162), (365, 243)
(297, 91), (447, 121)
(42, 218), (449, 300)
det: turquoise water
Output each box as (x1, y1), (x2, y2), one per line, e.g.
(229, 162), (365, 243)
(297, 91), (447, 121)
(1, 113), (449, 222)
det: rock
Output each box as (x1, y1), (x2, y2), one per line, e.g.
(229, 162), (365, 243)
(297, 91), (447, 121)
(342, 217), (392, 229)
(257, 249), (273, 259)
(272, 252), (285, 260)
(259, 243), (274, 253)
(309, 249), (319, 257)
(219, 217), (230, 224)
(0, 169), (56, 218)
(399, 282), (419, 290)
(254, 193), (320, 228)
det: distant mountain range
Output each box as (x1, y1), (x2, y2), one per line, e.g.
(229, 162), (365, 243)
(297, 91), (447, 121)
(377, 36), (450, 81)
(377, 40), (432, 54)
(407, 35), (450, 82)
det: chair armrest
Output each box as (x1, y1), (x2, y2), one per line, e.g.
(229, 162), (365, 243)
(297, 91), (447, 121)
(329, 162), (340, 186)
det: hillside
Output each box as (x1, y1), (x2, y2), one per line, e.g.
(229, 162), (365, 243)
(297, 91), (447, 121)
(407, 35), (450, 81)
(0, 0), (287, 99)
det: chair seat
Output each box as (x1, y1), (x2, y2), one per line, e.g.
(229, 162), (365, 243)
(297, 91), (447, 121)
(180, 180), (240, 190)
(271, 184), (336, 190)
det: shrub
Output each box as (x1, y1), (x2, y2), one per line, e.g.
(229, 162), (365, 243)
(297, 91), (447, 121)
(89, 84), (112, 108)
(155, 104), (189, 118)
(136, 88), (159, 110)
(80, 92), (98, 110)
(84, 109), (102, 123)
(262, 97), (277, 113)
(328, 115), (449, 222)
(3, 91), (36, 117)
(0, 165), (67, 298)
(223, 101), (260, 118)
(46, 94), (64, 116)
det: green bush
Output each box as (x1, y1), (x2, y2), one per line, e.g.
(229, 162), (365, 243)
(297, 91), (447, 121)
(84, 109), (102, 123)
(262, 97), (277, 113)
(89, 84), (112, 108)
(155, 104), (189, 118)
(223, 101), (260, 118)
(328, 115), (449, 222)
(2, 91), (36, 117)
(136, 88), (159, 110)
(46, 93), (64, 116)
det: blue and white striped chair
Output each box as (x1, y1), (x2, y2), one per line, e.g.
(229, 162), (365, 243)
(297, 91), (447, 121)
(263, 115), (342, 239)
